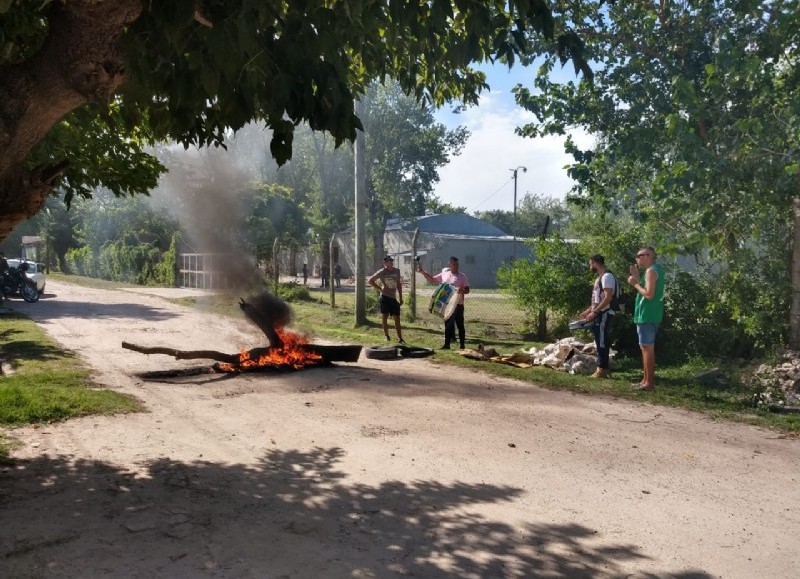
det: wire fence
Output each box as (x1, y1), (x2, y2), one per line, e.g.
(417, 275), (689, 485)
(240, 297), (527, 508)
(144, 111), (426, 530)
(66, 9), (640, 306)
(292, 271), (532, 341)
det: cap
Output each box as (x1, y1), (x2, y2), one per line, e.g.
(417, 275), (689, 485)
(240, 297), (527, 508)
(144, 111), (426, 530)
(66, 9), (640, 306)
(383, 255), (393, 262)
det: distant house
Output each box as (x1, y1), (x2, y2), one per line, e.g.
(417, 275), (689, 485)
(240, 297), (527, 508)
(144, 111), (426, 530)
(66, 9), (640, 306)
(336, 214), (533, 288)
(21, 236), (42, 261)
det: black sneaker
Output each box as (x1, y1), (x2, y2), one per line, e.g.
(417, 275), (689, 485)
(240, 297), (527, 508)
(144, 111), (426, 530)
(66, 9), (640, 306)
(440, 344), (451, 350)
(384, 335), (391, 341)
(398, 339), (406, 345)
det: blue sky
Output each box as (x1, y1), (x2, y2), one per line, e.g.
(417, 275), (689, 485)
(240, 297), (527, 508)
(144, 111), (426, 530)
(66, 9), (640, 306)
(433, 62), (591, 214)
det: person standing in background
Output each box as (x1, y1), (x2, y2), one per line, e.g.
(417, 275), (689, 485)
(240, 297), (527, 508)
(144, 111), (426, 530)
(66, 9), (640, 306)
(579, 254), (617, 378)
(418, 256), (470, 350)
(333, 262), (342, 288)
(302, 263), (308, 286)
(320, 263), (330, 288)
(628, 246), (665, 391)
(368, 255), (405, 344)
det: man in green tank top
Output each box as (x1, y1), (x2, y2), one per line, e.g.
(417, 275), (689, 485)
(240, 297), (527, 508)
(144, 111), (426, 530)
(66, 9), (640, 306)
(627, 246), (665, 391)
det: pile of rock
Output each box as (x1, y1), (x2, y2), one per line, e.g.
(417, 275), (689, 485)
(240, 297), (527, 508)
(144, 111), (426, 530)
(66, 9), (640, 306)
(526, 337), (613, 376)
(750, 351), (800, 408)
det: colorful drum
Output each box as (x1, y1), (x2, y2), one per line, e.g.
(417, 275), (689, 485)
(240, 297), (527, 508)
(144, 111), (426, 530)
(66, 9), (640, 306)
(429, 283), (459, 320)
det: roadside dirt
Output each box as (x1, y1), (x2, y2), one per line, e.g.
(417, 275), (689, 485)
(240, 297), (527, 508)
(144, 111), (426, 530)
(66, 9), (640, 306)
(1, 280), (798, 578)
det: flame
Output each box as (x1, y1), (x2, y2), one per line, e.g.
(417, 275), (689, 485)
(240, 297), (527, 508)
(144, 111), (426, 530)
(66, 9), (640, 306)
(217, 330), (322, 373)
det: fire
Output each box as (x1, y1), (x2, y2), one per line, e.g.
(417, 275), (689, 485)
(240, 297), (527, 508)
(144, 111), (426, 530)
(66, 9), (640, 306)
(216, 330), (322, 373)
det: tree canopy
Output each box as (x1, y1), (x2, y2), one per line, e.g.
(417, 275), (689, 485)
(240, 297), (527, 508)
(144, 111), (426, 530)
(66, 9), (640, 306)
(0, 0), (590, 241)
(477, 193), (570, 238)
(513, 0), (800, 348)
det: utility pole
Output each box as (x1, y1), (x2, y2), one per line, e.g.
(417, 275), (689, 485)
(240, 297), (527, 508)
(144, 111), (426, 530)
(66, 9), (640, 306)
(354, 95), (367, 325)
(509, 166), (527, 262)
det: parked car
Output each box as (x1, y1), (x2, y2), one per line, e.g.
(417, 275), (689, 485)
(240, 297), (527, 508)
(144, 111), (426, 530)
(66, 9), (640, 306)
(6, 259), (46, 295)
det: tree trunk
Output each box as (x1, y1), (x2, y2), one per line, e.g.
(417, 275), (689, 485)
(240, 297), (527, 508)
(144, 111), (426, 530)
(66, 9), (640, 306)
(790, 197), (800, 350)
(0, 0), (141, 242)
(536, 309), (548, 341)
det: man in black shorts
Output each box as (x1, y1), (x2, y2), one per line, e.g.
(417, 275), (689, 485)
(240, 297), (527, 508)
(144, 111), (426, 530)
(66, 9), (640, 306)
(368, 255), (405, 344)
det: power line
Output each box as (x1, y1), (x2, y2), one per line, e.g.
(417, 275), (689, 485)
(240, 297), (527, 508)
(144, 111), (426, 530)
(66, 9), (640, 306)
(468, 177), (514, 213)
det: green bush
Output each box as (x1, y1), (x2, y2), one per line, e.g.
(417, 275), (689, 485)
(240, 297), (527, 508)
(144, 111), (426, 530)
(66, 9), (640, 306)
(660, 266), (787, 361)
(152, 233), (179, 286)
(65, 246), (95, 277)
(64, 238), (178, 287)
(277, 282), (313, 302)
(498, 235), (588, 340)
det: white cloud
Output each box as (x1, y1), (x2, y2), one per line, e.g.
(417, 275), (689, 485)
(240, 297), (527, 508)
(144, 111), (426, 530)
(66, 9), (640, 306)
(435, 92), (592, 214)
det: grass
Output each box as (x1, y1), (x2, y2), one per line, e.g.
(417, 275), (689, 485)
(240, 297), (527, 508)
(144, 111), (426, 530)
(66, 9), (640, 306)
(47, 271), (137, 290)
(0, 311), (143, 461)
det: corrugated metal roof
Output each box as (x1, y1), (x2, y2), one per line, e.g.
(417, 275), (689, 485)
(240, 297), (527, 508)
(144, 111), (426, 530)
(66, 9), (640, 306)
(386, 214), (509, 237)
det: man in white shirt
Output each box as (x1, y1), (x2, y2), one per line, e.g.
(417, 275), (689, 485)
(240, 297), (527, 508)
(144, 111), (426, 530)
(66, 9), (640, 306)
(579, 254), (616, 378)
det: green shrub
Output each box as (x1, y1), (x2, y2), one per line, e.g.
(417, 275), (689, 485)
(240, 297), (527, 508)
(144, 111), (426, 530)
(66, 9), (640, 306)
(65, 246), (95, 277)
(277, 282), (313, 302)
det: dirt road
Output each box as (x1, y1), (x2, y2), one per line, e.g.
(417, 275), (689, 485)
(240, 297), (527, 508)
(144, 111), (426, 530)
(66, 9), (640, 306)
(1, 281), (798, 578)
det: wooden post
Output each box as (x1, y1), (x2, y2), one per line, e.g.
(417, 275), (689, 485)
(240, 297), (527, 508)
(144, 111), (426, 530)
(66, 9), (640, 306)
(409, 227), (419, 321)
(354, 95), (367, 325)
(272, 237), (280, 292)
(329, 235), (336, 307)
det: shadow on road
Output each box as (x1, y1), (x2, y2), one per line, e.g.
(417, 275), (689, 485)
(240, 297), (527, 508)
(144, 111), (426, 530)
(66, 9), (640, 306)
(5, 298), (180, 323)
(0, 447), (713, 578)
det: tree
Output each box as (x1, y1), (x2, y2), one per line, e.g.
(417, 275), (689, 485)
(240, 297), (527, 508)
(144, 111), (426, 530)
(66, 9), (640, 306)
(362, 81), (469, 266)
(514, 0), (800, 350)
(277, 123), (355, 266)
(476, 193), (570, 237)
(64, 188), (179, 284)
(426, 199), (467, 215)
(0, 0), (590, 242)
(497, 234), (587, 338)
(242, 183), (311, 266)
(273, 82), (470, 270)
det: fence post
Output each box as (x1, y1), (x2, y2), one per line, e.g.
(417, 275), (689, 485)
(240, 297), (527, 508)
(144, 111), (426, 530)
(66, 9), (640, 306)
(329, 235), (336, 307)
(409, 227), (419, 321)
(272, 237), (279, 292)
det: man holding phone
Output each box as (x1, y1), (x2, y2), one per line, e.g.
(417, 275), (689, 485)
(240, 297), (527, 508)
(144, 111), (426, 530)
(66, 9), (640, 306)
(628, 246), (665, 391)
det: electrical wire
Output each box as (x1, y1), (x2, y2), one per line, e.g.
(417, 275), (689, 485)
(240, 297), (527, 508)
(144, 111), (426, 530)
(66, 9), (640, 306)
(468, 177), (514, 213)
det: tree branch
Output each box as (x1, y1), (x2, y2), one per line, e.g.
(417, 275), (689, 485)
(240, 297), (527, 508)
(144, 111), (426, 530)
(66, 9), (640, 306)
(121, 341), (240, 364)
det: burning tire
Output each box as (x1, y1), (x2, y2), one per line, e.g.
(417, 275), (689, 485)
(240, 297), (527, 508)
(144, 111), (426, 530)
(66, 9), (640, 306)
(364, 345), (399, 360)
(398, 346), (434, 359)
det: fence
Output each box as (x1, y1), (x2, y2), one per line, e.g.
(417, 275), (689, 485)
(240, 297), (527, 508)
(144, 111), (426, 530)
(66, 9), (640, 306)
(179, 253), (236, 289)
(177, 254), (535, 340)
(299, 270), (532, 341)
(414, 286), (529, 341)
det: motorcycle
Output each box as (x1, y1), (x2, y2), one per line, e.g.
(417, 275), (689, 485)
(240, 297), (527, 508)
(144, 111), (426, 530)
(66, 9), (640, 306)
(2, 261), (40, 303)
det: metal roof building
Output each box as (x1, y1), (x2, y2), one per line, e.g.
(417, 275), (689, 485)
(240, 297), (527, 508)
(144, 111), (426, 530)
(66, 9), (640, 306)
(337, 214), (533, 288)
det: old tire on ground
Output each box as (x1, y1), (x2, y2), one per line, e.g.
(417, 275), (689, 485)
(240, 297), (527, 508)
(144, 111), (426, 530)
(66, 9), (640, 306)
(364, 345), (399, 360)
(398, 346), (434, 359)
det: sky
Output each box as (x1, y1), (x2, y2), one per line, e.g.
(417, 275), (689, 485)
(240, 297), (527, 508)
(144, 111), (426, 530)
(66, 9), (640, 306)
(433, 62), (592, 214)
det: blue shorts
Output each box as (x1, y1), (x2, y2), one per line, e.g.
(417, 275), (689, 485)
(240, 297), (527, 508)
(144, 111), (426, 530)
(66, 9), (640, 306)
(636, 323), (659, 346)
